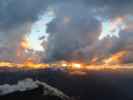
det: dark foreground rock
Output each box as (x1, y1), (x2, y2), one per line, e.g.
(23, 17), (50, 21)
(0, 78), (71, 100)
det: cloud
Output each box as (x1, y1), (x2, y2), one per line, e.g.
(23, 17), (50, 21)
(0, 0), (50, 62)
(46, 2), (101, 61)
(109, 31), (133, 63)
(44, 0), (133, 63)
(83, 0), (133, 18)
(0, 0), (50, 30)
(0, 0), (133, 63)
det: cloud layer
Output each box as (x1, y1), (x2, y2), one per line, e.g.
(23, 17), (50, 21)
(0, 0), (133, 63)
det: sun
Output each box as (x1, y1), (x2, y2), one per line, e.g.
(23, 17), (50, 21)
(72, 63), (81, 69)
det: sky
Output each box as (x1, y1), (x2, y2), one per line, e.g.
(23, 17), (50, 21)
(27, 12), (54, 51)
(0, 0), (133, 63)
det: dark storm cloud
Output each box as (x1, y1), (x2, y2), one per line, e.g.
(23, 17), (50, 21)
(44, 0), (133, 62)
(46, 2), (101, 61)
(1, 0), (132, 31)
(0, 0), (133, 63)
(0, 0), (50, 30)
(109, 31), (133, 63)
(82, 0), (133, 18)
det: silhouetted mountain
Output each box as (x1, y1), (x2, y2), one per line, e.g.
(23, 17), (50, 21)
(0, 79), (71, 100)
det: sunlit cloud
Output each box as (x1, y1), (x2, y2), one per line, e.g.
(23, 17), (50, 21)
(99, 17), (126, 40)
